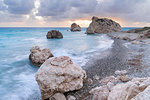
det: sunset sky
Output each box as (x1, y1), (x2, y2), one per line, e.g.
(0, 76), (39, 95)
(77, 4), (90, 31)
(0, 0), (150, 27)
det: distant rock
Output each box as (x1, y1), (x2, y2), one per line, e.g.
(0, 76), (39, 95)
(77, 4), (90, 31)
(29, 46), (53, 67)
(86, 16), (121, 34)
(70, 23), (81, 31)
(127, 27), (150, 38)
(35, 56), (86, 100)
(46, 30), (63, 39)
(108, 32), (140, 41)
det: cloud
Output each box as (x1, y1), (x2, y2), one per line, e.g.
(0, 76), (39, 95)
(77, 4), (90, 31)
(3, 0), (35, 14)
(0, 0), (150, 27)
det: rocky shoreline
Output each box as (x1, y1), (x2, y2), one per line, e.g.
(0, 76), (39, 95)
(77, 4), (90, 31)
(28, 16), (150, 100)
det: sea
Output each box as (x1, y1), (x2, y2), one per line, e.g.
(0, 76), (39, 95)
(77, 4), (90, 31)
(0, 27), (136, 100)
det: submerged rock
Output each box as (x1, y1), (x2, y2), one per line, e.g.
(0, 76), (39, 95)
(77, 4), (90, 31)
(29, 46), (53, 67)
(35, 56), (86, 100)
(70, 23), (81, 31)
(86, 16), (121, 34)
(46, 30), (63, 39)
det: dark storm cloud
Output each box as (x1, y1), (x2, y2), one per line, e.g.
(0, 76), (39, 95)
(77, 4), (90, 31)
(3, 0), (35, 14)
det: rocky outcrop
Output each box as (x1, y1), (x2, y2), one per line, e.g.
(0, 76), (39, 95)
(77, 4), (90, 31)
(46, 30), (63, 39)
(35, 56), (86, 100)
(86, 16), (121, 34)
(70, 23), (81, 31)
(108, 32), (140, 41)
(127, 27), (150, 38)
(90, 77), (150, 100)
(29, 46), (53, 67)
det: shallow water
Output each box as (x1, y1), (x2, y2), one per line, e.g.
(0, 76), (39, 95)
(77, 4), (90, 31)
(0, 27), (133, 100)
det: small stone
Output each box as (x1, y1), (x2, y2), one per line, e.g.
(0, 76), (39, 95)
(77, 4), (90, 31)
(50, 93), (66, 100)
(93, 75), (99, 80)
(120, 75), (130, 82)
(67, 95), (76, 100)
(115, 70), (127, 75)
(87, 78), (93, 85)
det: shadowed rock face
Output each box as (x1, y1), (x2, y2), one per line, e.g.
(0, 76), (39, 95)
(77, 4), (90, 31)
(46, 30), (63, 39)
(86, 16), (121, 34)
(70, 23), (81, 31)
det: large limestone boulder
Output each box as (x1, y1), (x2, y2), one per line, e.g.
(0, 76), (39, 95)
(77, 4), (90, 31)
(35, 56), (86, 100)
(86, 16), (121, 34)
(29, 46), (53, 67)
(70, 23), (81, 31)
(46, 30), (63, 39)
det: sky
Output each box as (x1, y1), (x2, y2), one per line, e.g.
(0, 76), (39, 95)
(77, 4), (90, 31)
(0, 0), (150, 27)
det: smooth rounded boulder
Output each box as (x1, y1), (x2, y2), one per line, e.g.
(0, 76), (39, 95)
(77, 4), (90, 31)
(70, 23), (81, 31)
(35, 56), (87, 100)
(46, 30), (63, 39)
(86, 16), (121, 34)
(29, 46), (53, 67)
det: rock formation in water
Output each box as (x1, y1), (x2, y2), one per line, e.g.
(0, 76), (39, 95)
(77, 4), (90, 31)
(86, 16), (121, 34)
(46, 30), (63, 39)
(35, 56), (86, 100)
(70, 23), (81, 31)
(29, 46), (53, 67)
(127, 27), (150, 38)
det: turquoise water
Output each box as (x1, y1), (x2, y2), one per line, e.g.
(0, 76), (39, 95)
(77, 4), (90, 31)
(0, 27), (134, 100)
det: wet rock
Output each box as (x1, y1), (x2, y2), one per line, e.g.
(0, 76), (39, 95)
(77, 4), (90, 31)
(46, 30), (63, 39)
(70, 23), (81, 31)
(35, 56), (86, 100)
(29, 46), (53, 67)
(120, 75), (130, 82)
(67, 95), (76, 100)
(115, 70), (127, 75)
(86, 16), (121, 34)
(50, 93), (66, 100)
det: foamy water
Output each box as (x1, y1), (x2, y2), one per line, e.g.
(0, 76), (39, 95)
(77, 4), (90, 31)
(0, 27), (131, 100)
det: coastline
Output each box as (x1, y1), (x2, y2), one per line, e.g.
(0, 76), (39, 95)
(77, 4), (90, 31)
(65, 38), (130, 99)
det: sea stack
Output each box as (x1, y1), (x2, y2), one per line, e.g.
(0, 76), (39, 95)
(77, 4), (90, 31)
(86, 16), (121, 34)
(29, 46), (53, 67)
(46, 30), (63, 39)
(70, 23), (81, 31)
